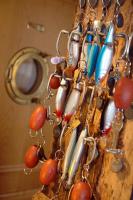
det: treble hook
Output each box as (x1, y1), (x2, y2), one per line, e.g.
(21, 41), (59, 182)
(84, 136), (97, 165)
(125, 32), (133, 60)
(56, 30), (69, 56)
(115, 32), (129, 59)
(115, 32), (132, 76)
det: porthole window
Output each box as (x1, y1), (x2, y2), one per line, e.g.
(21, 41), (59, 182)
(5, 47), (49, 104)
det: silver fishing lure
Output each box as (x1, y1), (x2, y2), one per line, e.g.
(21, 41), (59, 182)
(67, 127), (88, 187)
(103, 99), (116, 131)
(67, 24), (82, 67)
(63, 83), (82, 122)
(55, 78), (68, 118)
(61, 128), (77, 181)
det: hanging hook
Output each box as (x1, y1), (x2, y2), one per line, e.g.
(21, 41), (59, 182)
(56, 30), (69, 56)
(29, 129), (38, 138)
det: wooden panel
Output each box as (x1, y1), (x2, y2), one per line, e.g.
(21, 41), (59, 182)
(0, 0), (76, 198)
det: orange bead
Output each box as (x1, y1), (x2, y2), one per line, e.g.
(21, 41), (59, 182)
(70, 182), (91, 200)
(49, 76), (60, 89)
(39, 159), (58, 185)
(24, 145), (39, 168)
(64, 66), (75, 79)
(114, 77), (133, 109)
(29, 105), (47, 131)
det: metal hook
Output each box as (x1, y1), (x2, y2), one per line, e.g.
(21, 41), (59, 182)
(40, 128), (44, 138)
(59, 122), (68, 148)
(24, 168), (32, 175)
(37, 129), (46, 146)
(78, 59), (88, 71)
(47, 73), (56, 99)
(67, 184), (74, 200)
(56, 30), (69, 56)
(29, 129), (38, 138)
(47, 106), (55, 125)
(55, 149), (64, 161)
(84, 137), (97, 165)
(115, 32), (128, 59)
(125, 32), (133, 60)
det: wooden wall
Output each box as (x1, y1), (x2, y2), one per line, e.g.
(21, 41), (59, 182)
(0, 0), (76, 200)
(33, 0), (133, 200)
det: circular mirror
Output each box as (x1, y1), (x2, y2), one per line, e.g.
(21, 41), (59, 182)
(5, 47), (49, 104)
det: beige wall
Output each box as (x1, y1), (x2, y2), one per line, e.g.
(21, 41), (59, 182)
(0, 0), (76, 199)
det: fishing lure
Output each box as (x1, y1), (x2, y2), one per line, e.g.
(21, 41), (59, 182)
(61, 128), (78, 181)
(67, 23), (82, 68)
(55, 78), (68, 118)
(69, 137), (96, 200)
(81, 24), (93, 72)
(95, 22), (115, 84)
(102, 100), (116, 134)
(67, 127), (88, 187)
(87, 20), (101, 78)
(63, 82), (82, 122)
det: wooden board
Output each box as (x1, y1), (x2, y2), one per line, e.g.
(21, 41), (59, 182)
(34, 0), (133, 199)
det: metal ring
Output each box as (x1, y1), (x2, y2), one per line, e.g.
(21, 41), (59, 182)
(29, 129), (38, 138)
(55, 149), (64, 161)
(24, 168), (32, 175)
(67, 184), (74, 200)
(84, 136), (97, 165)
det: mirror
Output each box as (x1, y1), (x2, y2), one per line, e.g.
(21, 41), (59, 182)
(5, 47), (49, 104)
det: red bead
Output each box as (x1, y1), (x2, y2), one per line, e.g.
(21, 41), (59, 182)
(39, 159), (57, 185)
(49, 76), (60, 89)
(70, 182), (91, 200)
(29, 105), (47, 131)
(24, 145), (39, 168)
(114, 77), (133, 109)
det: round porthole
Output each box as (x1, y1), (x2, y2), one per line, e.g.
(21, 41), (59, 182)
(5, 47), (49, 104)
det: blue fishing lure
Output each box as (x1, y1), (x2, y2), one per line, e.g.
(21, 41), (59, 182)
(95, 23), (114, 84)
